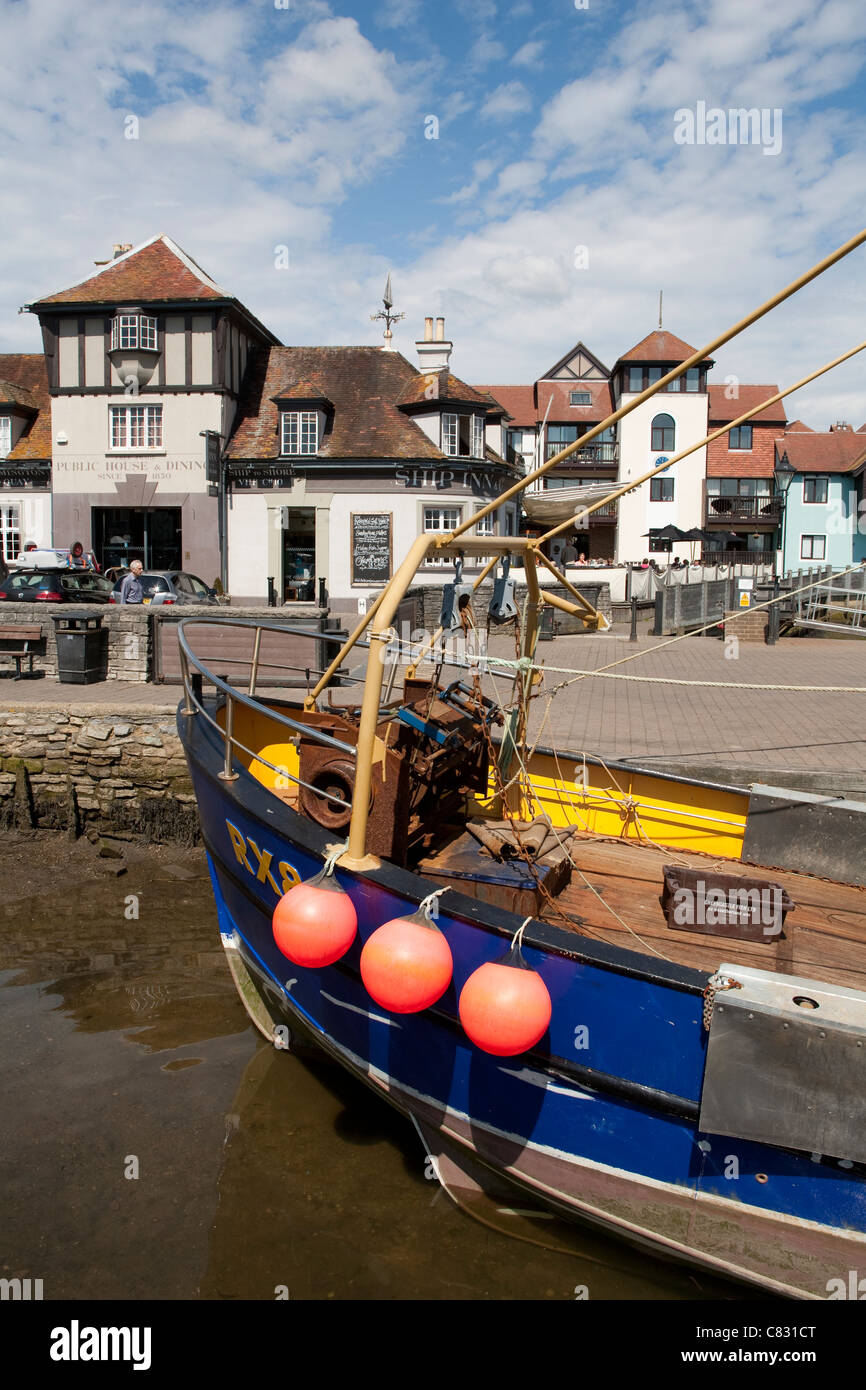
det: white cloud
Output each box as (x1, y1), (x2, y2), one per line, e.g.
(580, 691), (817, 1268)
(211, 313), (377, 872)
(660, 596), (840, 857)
(468, 35), (507, 68)
(376, 0), (422, 26)
(511, 40), (545, 68)
(481, 81), (532, 120)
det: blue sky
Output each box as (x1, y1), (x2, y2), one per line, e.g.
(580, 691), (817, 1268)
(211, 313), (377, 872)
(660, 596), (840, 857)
(2, 0), (866, 423)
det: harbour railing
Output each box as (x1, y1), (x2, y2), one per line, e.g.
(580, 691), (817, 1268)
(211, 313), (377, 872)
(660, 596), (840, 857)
(177, 616), (364, 806)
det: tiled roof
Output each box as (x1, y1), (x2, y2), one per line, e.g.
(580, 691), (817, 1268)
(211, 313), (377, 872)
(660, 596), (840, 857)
(397, 368), (490, 408)
(616, 329), (705, 364)
(0, 379), (38, 410)
(227, 347), (505, 462)
(708, 384), (787, 425)
(31, 234), (226, 306)
(535, 380), (614, 420)
(775, 431), (866, 473)
(785, 419), (814, 432)
(0, 354), (51, 460)
(474, 385), (536, 427)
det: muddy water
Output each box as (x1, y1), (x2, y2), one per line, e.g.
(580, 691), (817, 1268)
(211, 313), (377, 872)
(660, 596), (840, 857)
(0, 833), (743, 1302)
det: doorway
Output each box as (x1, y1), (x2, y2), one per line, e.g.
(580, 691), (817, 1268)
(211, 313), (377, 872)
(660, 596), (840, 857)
(92, 507), (182, 572)
(281, 508), (316, 602)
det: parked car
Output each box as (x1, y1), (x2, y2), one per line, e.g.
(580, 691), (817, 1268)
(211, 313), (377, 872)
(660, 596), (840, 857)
(12, 547), (101, 571)
(108, 571), (219, 606)
(0, 568), (115, 603)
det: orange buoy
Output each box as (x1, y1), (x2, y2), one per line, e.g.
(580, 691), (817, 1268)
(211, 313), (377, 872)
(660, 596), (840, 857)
(272, 867), (357, 968)
(459, 938), (551, 1056)
(360, 899), (453, 1013)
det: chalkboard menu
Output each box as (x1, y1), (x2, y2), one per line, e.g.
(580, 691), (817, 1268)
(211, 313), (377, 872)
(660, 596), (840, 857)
(351, 512), (392, 585)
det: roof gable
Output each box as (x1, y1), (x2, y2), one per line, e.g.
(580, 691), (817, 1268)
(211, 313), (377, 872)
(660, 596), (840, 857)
(616, 329), (706, 364)
(31, 234), (226, 307)
(538, 341), (610, 381)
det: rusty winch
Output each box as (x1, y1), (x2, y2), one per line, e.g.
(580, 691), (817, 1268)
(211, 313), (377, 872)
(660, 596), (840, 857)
(297, 678), (501, 864)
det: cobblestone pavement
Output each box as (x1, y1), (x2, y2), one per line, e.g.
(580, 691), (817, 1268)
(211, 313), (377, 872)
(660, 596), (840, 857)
(2, 630), (865, 782)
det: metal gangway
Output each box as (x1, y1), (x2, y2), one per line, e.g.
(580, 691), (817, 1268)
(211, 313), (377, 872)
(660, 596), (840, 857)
(786, 564), (866, 635)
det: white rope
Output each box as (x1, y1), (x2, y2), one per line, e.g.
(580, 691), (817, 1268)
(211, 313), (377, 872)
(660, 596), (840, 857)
(322, 841), (349, 875)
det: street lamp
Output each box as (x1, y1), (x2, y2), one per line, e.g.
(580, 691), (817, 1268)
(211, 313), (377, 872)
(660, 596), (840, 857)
(773, 452), (796, 576)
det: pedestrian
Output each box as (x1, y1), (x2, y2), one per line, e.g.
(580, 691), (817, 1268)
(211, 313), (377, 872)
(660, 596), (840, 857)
(70, 540), (86, 568)
(119, 559), (144, 604)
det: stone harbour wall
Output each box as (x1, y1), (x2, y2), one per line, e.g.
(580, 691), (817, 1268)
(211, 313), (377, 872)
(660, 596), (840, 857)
(0, 706), (199, 843)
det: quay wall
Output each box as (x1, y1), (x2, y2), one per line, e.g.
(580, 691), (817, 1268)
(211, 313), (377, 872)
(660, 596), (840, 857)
(0, 705), (199, 843)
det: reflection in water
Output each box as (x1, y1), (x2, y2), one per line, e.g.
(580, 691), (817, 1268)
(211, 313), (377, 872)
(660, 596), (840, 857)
(0, 842), (742, 1301)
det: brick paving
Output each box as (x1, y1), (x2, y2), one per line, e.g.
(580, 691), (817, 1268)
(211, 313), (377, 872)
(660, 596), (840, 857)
(2, 630), (865, 789)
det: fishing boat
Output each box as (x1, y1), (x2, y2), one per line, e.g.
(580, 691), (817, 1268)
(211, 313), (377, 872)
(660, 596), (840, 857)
(178, 232), (866, 1299)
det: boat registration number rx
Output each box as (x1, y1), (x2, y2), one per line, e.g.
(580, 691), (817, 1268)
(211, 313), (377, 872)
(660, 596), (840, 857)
(226, 819), (300, 897)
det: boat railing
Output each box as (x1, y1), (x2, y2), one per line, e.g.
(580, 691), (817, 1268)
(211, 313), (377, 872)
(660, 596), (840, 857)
(177, 616), (365, 803)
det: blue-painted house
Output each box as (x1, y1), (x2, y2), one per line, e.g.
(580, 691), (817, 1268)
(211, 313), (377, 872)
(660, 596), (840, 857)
(773, 425), (866, 573)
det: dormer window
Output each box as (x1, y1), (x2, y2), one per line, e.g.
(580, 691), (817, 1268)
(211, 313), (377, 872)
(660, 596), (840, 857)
(569, 391), (591, 405)
(281, 410), (318, 455)
(111, 313), (157, 351)
(442, 413), (485, 458)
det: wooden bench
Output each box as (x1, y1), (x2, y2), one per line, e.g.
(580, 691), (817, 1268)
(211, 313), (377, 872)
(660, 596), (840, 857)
(0, 625), (44, 679)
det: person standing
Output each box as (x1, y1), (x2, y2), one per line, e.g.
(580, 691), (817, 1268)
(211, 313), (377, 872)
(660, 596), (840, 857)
(119, 560), (144, 604)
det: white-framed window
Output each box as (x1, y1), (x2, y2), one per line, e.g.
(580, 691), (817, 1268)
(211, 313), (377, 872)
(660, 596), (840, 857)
(0, 416), (11, 459)
(1, 504), (21, 559)
(109, 404), (163, 449)
(281, 411), (318, 455)
(441, 414), (458, 456)
(471, 415), (485, 459)
(473, 504), (495, 564)
(801, 535), (826, 560)
(803, 476), (828, 504)
(423, 504), (462, 565)
(111, 314), (157, 351)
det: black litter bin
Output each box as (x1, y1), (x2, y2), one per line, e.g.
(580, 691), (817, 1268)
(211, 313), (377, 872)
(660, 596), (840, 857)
(52, 612), (108, 684)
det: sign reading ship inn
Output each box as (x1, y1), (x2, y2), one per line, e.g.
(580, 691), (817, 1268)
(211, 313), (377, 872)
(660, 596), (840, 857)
(395, 465), (500, 492)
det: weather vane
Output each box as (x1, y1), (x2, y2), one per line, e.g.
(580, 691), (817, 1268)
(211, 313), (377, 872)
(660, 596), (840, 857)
(371, 274), (404, 351)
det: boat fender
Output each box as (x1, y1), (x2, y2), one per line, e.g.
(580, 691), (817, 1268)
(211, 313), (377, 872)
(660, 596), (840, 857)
(459, 925), (552, 1057)
(360, 891), (453, 1014)
(272, 846), (357, 968)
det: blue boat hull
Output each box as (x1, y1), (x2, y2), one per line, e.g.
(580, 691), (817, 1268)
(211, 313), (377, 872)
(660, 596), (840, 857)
(180, 705), (866, 1298)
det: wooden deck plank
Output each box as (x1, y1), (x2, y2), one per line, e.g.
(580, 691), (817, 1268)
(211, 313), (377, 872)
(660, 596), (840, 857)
(543, 833), (866, 990)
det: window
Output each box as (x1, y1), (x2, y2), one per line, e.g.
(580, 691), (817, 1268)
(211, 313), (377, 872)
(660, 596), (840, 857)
(472, 415), (485, 459)
(1, 504), (20, 559)
(110, 314), (157, 351)
(441, 414), (458, 456)
(473, 507), (494, 536)
(729, 424), (752, 450)
(506, 429), (524, 456)
(281, 411), (318, 455)
(803, 476), (828, 504)
(650, 477), (675, 501)
(546, 424), (579, 461)
(109, 404), (163, 449)
(0, 416), (11, 459)
(423, 505), (462, 565)
(651, 413), (675, 451)
(801, 535), (826, 560)
(627, 368), (643, 393)
(569, 390), (592, 405)
(647, 367), (663, 386)
(442, 414), (484, 458)
(684, 368), (700, 392)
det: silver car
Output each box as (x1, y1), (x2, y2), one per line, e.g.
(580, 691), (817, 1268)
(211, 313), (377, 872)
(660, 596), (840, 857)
(109, 570), (219, 606)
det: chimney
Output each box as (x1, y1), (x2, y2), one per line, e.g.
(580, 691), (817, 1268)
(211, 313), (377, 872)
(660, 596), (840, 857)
(416, 314), (452, 376)
(113, 243), (132, 259)
(830, 420), (852, 432)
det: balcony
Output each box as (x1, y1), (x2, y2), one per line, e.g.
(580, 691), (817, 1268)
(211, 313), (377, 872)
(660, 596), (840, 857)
(545, 441), (619, 467)
(704, 494), (782, 525)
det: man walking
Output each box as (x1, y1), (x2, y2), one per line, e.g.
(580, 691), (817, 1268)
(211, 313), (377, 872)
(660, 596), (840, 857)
(119, 560), (144, 604)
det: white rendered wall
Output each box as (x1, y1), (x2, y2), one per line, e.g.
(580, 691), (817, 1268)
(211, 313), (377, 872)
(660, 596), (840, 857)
(615, 392), (708, 561)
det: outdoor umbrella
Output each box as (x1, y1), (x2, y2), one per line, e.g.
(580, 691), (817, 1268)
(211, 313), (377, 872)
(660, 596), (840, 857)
(642, 525), (688, 540)
(680, 526), (709, 562)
